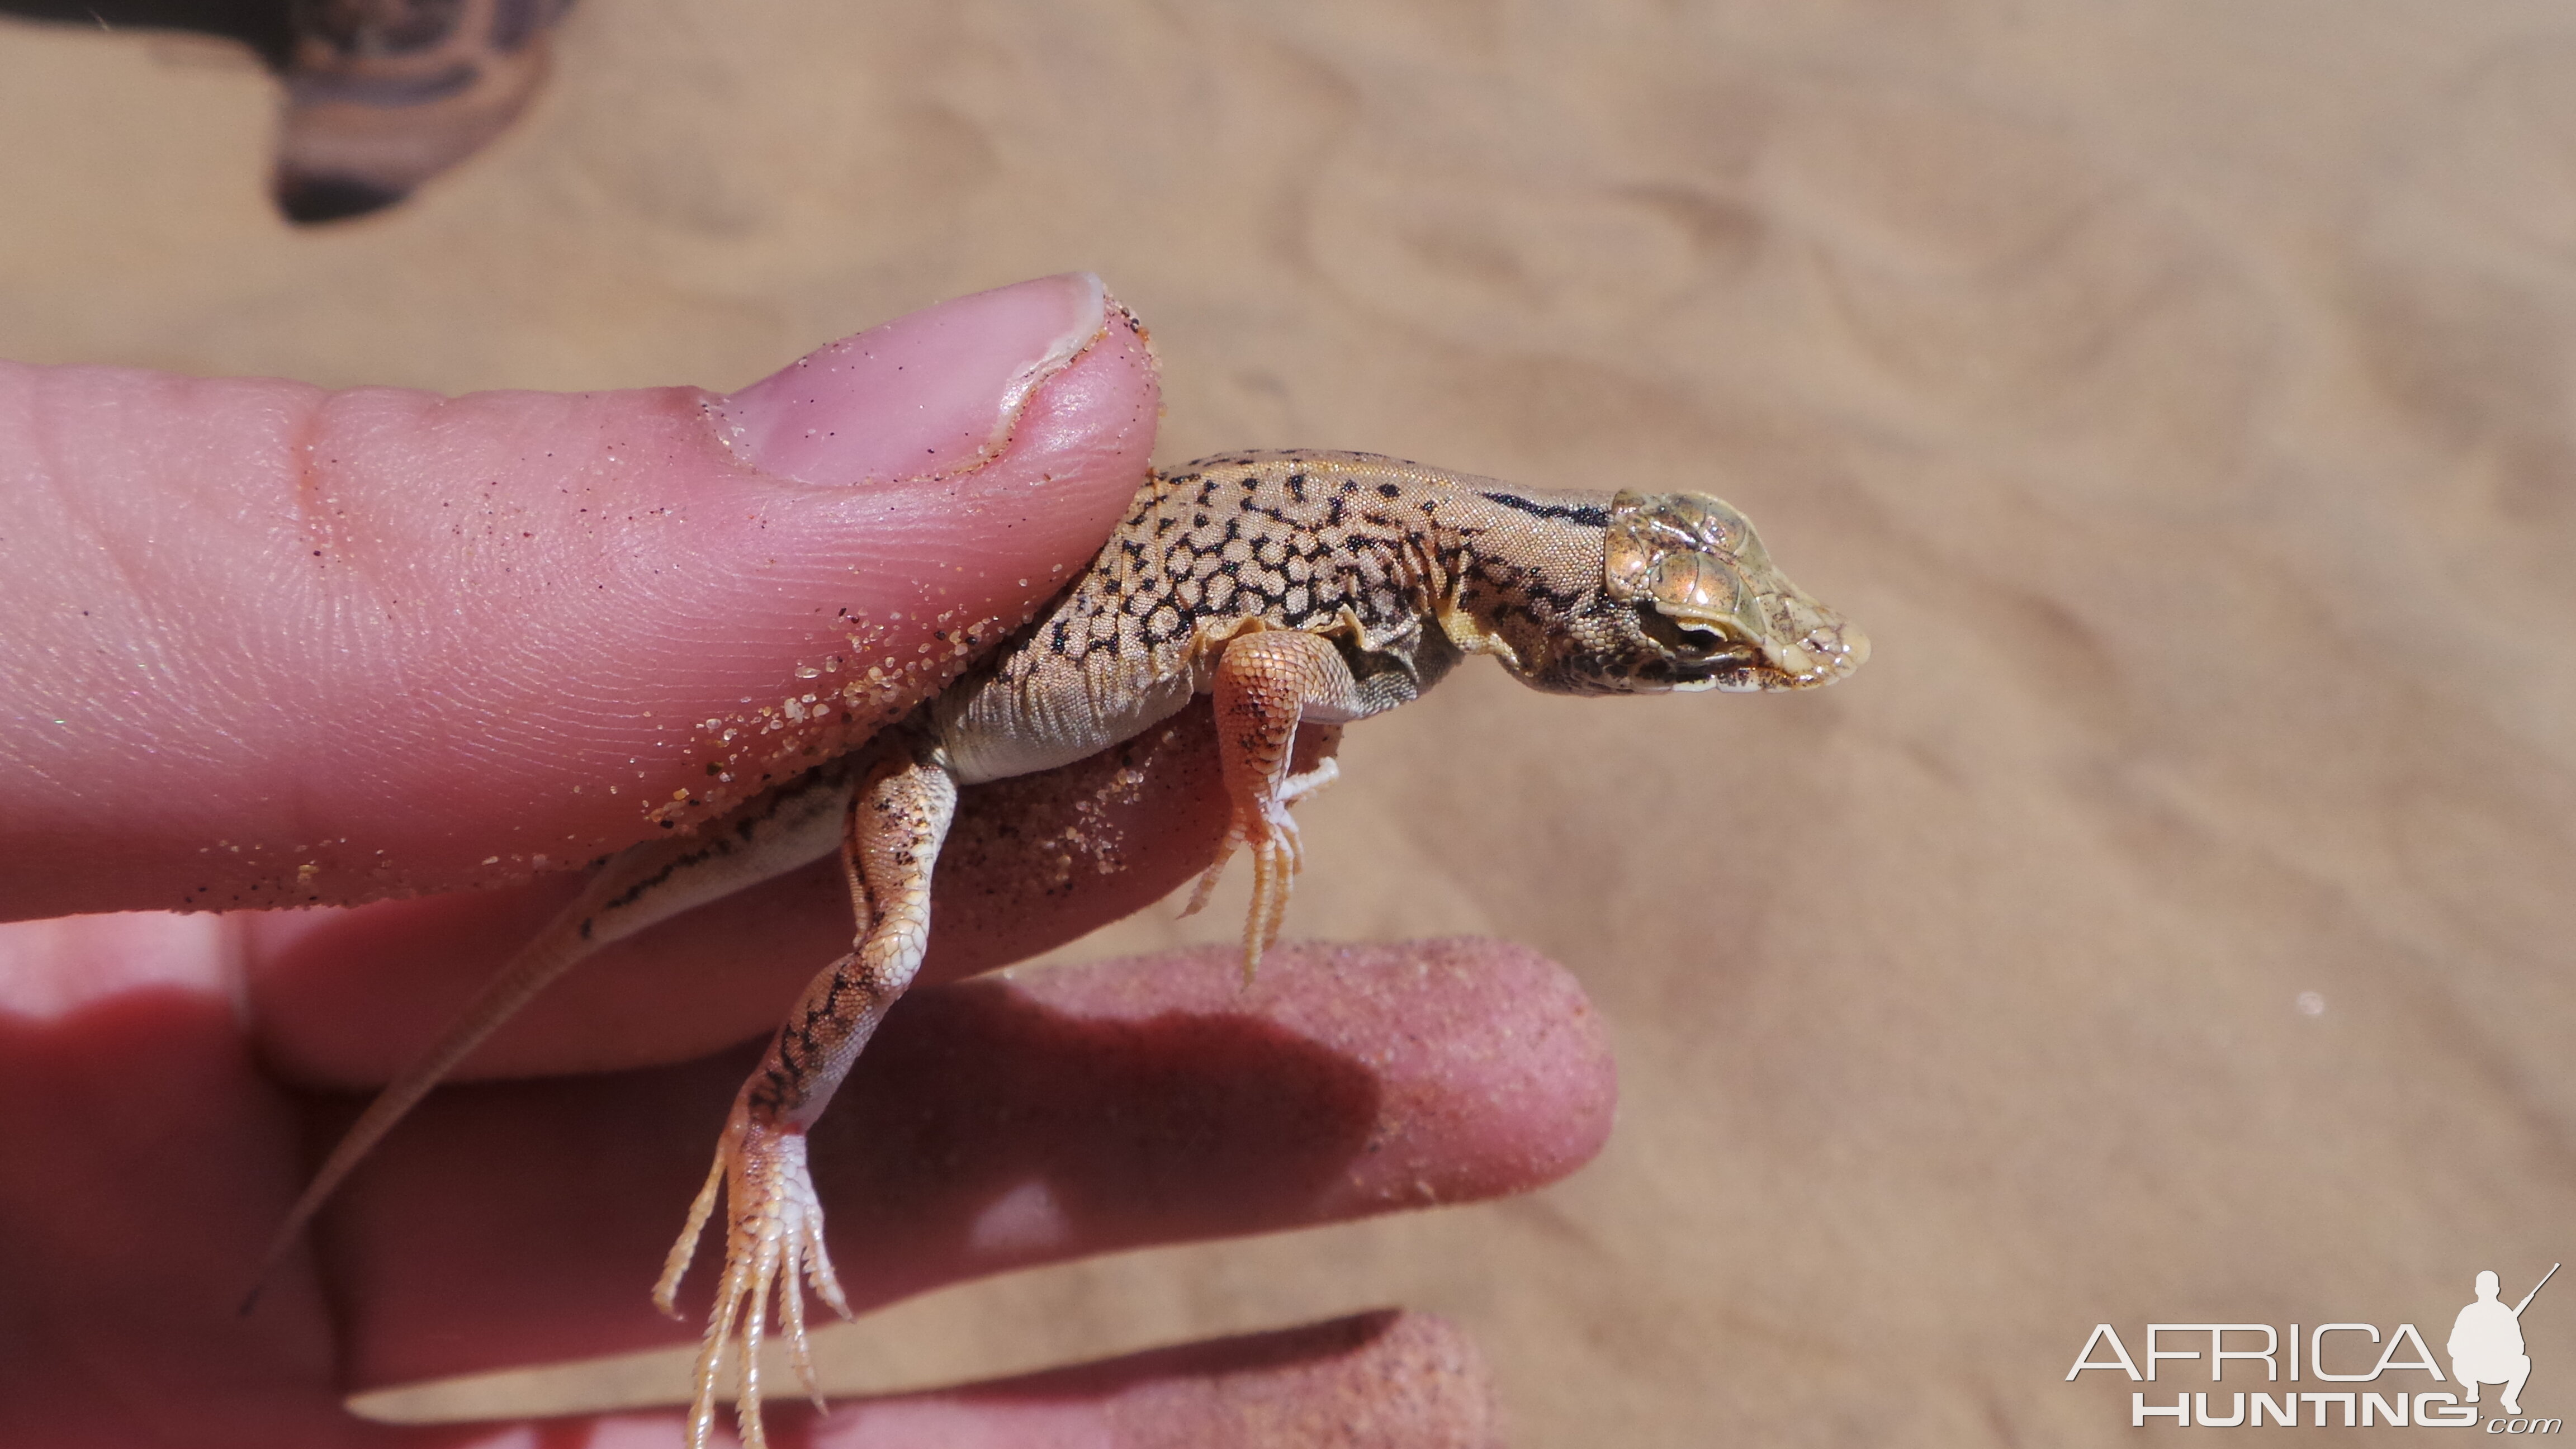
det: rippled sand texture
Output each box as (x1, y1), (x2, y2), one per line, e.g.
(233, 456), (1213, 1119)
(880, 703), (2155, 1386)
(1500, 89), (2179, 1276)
(6, 4), (2572, 1444)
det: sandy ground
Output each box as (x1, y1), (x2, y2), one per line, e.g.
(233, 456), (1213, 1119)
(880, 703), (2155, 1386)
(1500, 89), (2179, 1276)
(5, 2), (2573, 1443)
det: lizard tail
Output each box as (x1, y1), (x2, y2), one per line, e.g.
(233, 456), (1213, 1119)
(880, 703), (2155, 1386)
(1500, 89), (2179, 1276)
(240, 899), (614, 1314)
(241, 760), (865, 1314)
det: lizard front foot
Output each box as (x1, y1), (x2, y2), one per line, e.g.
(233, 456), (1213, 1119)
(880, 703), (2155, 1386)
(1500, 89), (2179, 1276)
(655, 1105), (852, 1449)
(1182, 757), (1339, 981)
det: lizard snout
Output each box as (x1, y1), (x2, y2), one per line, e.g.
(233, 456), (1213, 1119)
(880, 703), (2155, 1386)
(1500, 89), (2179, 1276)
(1759, 618), (1868, 685)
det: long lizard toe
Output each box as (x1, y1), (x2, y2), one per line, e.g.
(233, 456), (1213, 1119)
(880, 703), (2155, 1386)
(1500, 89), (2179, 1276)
(1239, 803), (1305, 981)
(1179, 819), (1244, 919)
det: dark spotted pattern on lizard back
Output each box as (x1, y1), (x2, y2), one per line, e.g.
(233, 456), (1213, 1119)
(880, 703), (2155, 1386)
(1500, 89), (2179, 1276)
(934, 452), (1441, 780)
(1086, 456), (1422, 650)
(928, 449), (1865, 784)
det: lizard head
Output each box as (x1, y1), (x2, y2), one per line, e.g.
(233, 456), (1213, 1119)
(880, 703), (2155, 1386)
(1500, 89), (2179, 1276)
(1503, 490), (1868, 695)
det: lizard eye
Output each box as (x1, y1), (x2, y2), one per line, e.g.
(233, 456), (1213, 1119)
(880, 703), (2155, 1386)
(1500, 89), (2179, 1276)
(1637, 607), (1729, 657)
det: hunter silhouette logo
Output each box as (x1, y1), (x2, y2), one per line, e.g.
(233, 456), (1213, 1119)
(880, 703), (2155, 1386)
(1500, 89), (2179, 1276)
(2455, 1266), (2555, 1417)
(2067, 1264), (2560, 1430)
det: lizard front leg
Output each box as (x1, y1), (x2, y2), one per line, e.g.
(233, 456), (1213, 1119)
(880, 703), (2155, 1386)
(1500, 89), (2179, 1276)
(654, 730), (959, 1449)
(1181, 628), (1366, 981)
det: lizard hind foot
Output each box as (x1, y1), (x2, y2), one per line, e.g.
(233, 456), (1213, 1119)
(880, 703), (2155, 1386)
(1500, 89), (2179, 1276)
(655, 1116), (851, 1449)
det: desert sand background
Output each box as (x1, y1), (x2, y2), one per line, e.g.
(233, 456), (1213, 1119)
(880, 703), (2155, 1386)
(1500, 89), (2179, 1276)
(6, 2), (2573, 1443)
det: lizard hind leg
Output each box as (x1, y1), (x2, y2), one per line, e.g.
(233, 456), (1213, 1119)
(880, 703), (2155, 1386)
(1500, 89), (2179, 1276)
(657, 736), (957, 1449)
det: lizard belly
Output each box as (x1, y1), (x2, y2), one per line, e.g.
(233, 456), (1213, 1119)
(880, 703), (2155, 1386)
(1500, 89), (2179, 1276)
(929, 654), (1199, 785)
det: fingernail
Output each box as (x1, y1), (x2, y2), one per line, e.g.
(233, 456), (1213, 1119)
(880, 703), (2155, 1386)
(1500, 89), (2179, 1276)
(711, 272), (1109, 486)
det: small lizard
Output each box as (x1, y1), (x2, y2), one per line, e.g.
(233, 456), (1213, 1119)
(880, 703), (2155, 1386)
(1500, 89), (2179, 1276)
(258, 449), (1867, 1448)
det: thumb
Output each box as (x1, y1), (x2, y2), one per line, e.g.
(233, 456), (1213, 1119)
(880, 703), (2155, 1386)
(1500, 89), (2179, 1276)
(1, 273), (1158, 921)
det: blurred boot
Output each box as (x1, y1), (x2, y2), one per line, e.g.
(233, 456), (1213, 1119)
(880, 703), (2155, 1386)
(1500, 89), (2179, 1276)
(273, 0), (574, 222)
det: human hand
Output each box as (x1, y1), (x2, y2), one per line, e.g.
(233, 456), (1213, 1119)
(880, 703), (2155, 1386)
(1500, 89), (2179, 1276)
(0, 276), (1616, 1446)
